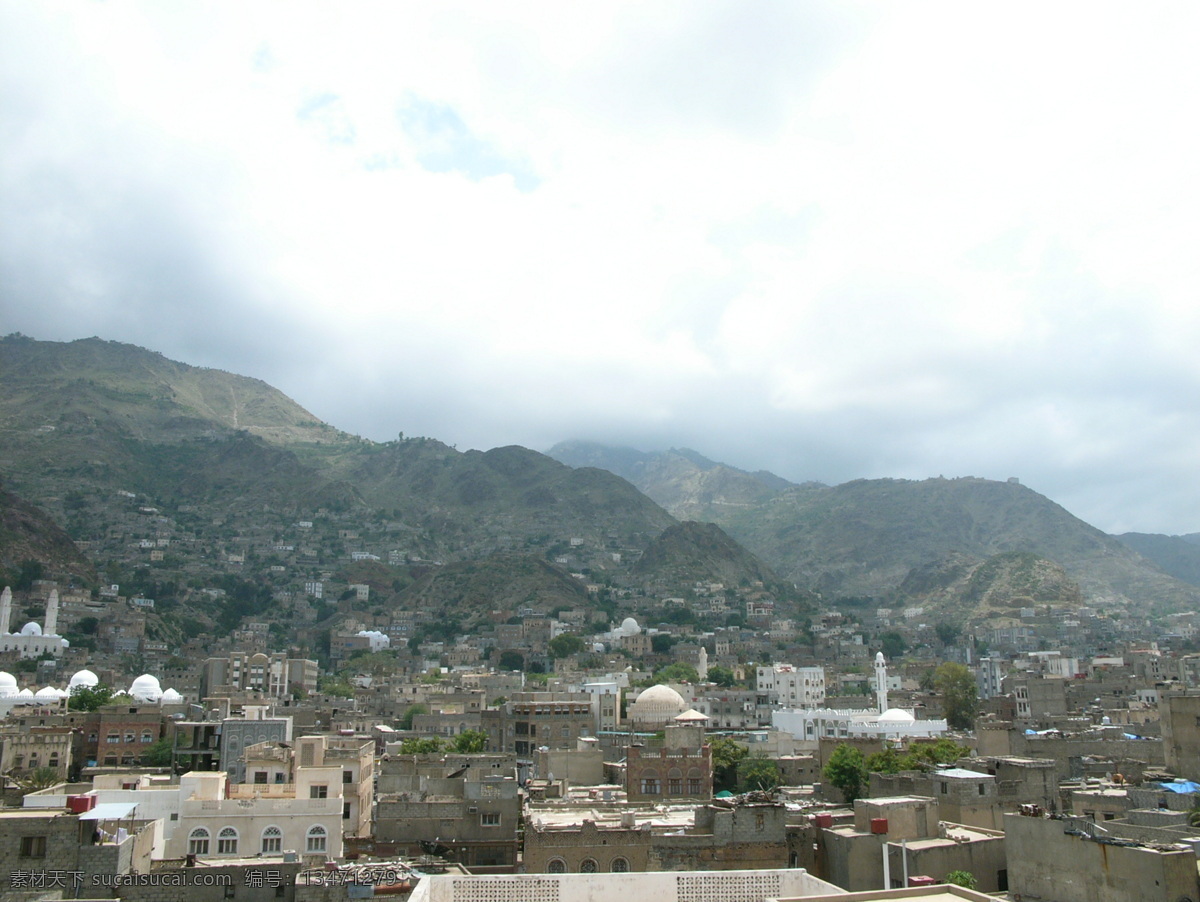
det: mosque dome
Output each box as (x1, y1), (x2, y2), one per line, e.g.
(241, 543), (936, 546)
(20, 622), (42, 636)
(161, 688), (183, 704)
(0, 672), (18, 697)
(619, 617), (641, 637)
(35, 686), (59, 699)
(68, 669), (99, 689)
(129, 674), (163, 703)
(878, 708), (916, 723)
(629, 683), (688, 727)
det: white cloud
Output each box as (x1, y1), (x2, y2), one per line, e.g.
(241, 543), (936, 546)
(4, 1), (1200, 533)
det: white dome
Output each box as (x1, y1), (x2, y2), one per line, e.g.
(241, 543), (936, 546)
(129, 674), (163, 703)
(20, 621), (42, 636)
(0, 672), (18, 696)
(161, 688), (183, 703)
(878, 708), (916, 723)
(69, 669), (99, 689)
(629, 684), (688, 727)
(875, 652), (886, 665)
(619, 617), (641, 636)
(35, 686), (59, 698)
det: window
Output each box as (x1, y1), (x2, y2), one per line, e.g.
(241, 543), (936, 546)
(217, 827), (239, 855)
(19, 836), (47, 859)
(343, 770), (353, 784)
(579, 858), (598, 873)
(188, 828), (210, 856)
(275, 772), (286, 784)
(978, 784), (986, 795)
(141, 731), (154, 743)
(306, 825), (327, 853)
(687, 778), (701, 794)
(125, 732), (135, 744)
(611, 857), (629, 873)
(48, 754), (59, 768)
(343, 803), (351, 820)
(261, 826), (282, 854)
(254, 772), (268, 784)
(481, 812), (501, 827)
(547, 859), (566, 874)
(106, 733), (120, 744)
(640, 778), (660, 795)
(13, 755), (23, 768)
(310, 784), (328, 799)
(668, 778), (682, 794)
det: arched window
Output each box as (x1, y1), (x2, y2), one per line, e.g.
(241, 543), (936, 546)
(579, 858), (598, 873)
(141, 731), (154, 743)
(547, 858), (566, 874)
(261, 826), (282, 854)
(188, 828), (210, 856)
(217, 827), (238, 855)
(306, 825), (327, 853)
(611, 857), (630, 873)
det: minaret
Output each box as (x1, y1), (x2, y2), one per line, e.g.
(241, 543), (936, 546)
(44, 589), (59, 637)
(698, 646), (709, 682)
(874, 651), (889, 714)
(0, 586), (11, 635)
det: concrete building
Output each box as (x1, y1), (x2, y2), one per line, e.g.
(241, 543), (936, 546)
(1161, 691), (1200, 779)
(220, 705), (293, 783)
(375, 755), (521, 871)
(483, 692), (597, 758)
(757, 664), (827, 709)
(804, 796), (1007, 894)
(0, 806), (156, 893)
(1005, 810), (1200, 902)
(243, 734), (374, 840)
(171, 760), (344, 863)
(200, 652), (318, 700)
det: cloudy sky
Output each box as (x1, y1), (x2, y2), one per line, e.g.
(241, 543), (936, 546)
(3, 3), (1199, 536)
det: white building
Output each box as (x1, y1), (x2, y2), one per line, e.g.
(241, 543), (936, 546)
(171, 765), (343, 863)
(757, 664), (826, 709)
(0, 587), (69, 659)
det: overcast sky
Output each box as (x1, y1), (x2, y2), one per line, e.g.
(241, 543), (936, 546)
(3, 3), (1200, 536)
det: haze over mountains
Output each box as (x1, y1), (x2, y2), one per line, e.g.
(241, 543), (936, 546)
(3, 334), (1200, 634)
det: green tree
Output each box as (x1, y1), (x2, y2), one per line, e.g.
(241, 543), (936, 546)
(399, 703), (428, 731)
(880, 632), (907, 660)
(824, 744), (867, 803)
(934, 662), (978, 730)
(141, 737), (174, 767)
(68, 684), (115, 712)
(707, 665), (739, 688)
(398, 737), (447, 754)
(651, 633), (677, 654)
(738, 757), (782, 793)
(934, 622), (961, 646)
(548, 633), (585, 659)
(452, 730), (488, 754)
(654, 662), (699, 683)
(944, 871), (977, 889)
(10, 767), (61, 794)
(497, 650), (525, 671)
(710, 736), (749, 793)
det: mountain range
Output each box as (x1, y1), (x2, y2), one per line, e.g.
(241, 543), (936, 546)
(2, 334), (1198, 636)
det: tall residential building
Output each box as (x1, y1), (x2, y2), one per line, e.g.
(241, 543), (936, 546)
(756, 664), (826, 709)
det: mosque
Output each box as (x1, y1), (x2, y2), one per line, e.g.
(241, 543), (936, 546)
(0, 586), (70, 658)
(772, 652), (948, 742)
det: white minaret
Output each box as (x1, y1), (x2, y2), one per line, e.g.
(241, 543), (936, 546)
(44, 589), (59, 637)
(0, 586), (11, 635)
(874, 651), (889, 714)
(698, 646), (709, 682)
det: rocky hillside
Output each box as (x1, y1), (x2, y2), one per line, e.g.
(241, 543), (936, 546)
(0, 481), (97, 589)
(551, 441), (1200, 619)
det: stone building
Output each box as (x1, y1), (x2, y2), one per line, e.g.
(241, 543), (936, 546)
(375, 756), (521, 871)
(0, 724), (78, 780)
(0, 806), (156, 893)
(1006, 810), (1200, 902)
(482, 692), (597, 757)
(625, 722), (712, 803)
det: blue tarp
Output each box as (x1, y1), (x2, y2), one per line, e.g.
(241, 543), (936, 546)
(1159, 781), (1200, 793)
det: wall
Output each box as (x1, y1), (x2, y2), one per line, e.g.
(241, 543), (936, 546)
(1005, 812), (1200, 902)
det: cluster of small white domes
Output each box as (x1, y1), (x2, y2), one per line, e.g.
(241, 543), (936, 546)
(0, 669), (183, 706)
